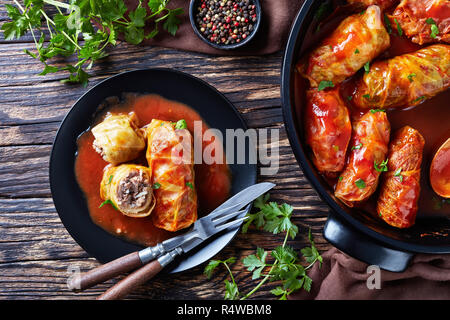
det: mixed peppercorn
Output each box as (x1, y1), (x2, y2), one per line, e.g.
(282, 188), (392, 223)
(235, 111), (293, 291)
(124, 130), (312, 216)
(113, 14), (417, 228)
(194, 0), (258, 46)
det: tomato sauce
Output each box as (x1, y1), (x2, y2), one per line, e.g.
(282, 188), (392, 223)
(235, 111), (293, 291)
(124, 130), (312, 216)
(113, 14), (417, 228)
(75, 94), (231, 247)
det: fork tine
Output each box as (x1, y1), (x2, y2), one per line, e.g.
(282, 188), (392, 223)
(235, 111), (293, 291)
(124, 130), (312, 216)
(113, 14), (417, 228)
(212, 209), (247, 225)
(215, 216), (248, 232)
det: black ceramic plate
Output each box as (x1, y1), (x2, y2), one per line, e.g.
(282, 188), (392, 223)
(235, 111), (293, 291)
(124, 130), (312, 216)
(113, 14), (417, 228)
(50, 68), (257, 273)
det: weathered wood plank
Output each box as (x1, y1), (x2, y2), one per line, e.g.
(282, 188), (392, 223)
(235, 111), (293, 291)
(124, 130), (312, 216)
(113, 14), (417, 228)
(0, 43), (282, 127)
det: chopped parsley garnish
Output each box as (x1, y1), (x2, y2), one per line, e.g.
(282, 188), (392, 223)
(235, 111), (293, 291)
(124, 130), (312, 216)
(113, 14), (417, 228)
(175, 119), (187, 130)
(426, 18), (440, 39)
(352, 143), (363, 150)
(374, 159), (389, 172)
(338, 176), (343, 182)
(332, 145), (339, 151)
(152, 182), (161, 189)
(384, 14), (392, 34)
(186, 182), (194, 190)
(347, 95), (353, 101)
(355, 179), (366, 189)
(394, 168), (404, 182)
(354, 48), (360, 54)
(99, 199), (118, 211)
(363, 94), (371, 100)
(364, 61), (370, 74)
(394, 18), (403, 36)
(317, 80), (335, 91)
(106, 175), (113, 185)
(370, 108), (385, 113)
(407, 73), (416, 82)
(412, 96), (426, 103)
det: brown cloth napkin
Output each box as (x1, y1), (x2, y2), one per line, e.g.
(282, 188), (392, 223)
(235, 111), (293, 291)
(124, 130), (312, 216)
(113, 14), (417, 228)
(125, 0), (305, 55)
(290, 248), (450, 300)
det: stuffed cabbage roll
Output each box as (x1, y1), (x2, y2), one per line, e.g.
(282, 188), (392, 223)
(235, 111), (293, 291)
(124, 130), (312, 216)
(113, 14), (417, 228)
(305, 87), (352, 176)
(335, 110), (391, 206)
(100, 164), (156, 218)
(377, 126), (424, 228)
(353, 44), (450, 109)
(92, 113), (146, 165)
(145, 119), (197, 232)
(347, 0), (398, 10)
(297, 5), (390, 88)
(390, 0), (450, 45)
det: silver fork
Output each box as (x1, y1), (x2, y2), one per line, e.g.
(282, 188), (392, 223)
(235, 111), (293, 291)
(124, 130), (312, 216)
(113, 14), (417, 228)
(97, 207), (250, 300)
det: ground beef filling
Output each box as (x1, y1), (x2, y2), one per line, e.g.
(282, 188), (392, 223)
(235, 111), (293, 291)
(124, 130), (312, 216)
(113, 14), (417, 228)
(116, 169), (151, 210)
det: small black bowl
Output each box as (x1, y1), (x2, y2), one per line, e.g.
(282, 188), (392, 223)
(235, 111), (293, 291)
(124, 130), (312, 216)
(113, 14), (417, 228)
(189, 0), (261, 50)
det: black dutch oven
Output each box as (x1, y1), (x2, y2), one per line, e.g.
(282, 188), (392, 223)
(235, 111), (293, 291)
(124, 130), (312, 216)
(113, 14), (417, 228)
(281, 0), (450, 272)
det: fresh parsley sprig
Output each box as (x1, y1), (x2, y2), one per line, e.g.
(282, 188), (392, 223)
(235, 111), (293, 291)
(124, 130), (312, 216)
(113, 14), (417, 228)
(2, 0), (183, 86)
(204, 194), (323, 300)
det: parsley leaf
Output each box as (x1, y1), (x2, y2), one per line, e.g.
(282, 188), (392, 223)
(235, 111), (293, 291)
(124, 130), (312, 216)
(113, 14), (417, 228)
(2, 0), (183, 85)
(394, 18), (403, 36)
(364, 61), (370, 74)
(206, 195), (322, 300)
(426, 18), (440, 39)
(175, 119), (187, 130)
(407, 73), (416, 82)
(383, 13), (392, 34)
(352, 143), (363, 150)
(394, 168), (403, 182)
(374, 159), (389, 172)
(99, 199), (118, 210)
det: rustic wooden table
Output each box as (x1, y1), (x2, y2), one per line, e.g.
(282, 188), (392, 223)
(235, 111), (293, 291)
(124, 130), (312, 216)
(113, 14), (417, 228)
(0, 4), (332, 300)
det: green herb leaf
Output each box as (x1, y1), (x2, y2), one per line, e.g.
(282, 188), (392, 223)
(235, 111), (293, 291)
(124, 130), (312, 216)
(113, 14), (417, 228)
(384, 13), (392, 34)
(363, 94), (371, 100)
(370, 108), (385, 113)
(317, 80), (334, 91)
(152, 182), (161, 189)
(412, 96), (426, 104)
(175, 119), (187, 130)
(186, 181), (194, 190)
(3, 0), (183, 85)
(364, 61), (370, 74)
(352, 143), (363, 150)
(394, 168), (403, 182)
(355, 179), (366, 189)
(374, 159), (389, 172)
(354, 48), (360, 54)
(426, 18), (440, 39)
(394, 18), (403, 36)
(407, 73), (416, 82)
(99, 199), (118, 210)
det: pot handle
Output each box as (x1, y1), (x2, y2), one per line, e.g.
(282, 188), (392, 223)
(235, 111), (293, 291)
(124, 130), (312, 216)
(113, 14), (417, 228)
(323, 213), (414, 272)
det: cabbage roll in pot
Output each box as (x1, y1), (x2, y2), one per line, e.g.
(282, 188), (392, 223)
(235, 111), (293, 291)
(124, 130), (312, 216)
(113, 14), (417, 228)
(353, 44), (450, 109)
(100, 164), (156, 218)
(297, 5), (390, 88)
(377, 126), (425, 228)
(305, 87), (352, 176)
(92, 113), (146, 165)
(145, 119), (198, 232)
(335, 110), (391, 206)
